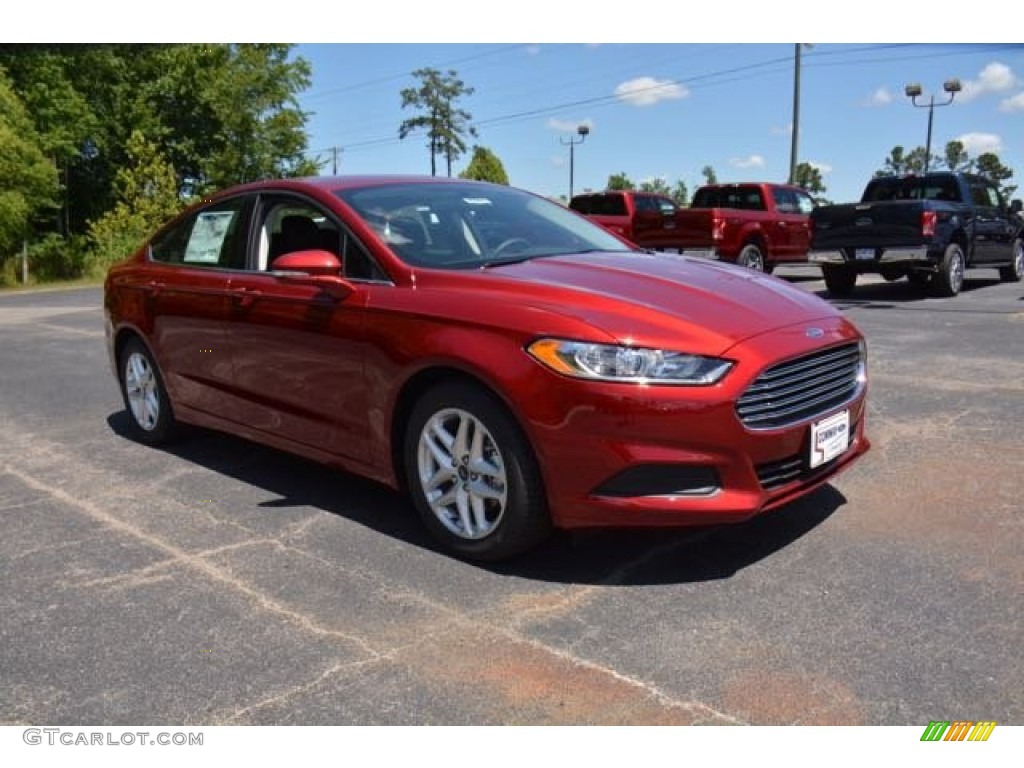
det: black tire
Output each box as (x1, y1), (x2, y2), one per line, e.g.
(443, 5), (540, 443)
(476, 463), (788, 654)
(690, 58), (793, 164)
(932, 242), (966, 297)
(822, 264), (857, 297)
(403, 381), (551, 561)
(117, 336), (177, 444)
(879, 265), (905, 282)
(737, 243), (766, 272)
(763, 260), (776, 275)
(998, 238), (1023, 282)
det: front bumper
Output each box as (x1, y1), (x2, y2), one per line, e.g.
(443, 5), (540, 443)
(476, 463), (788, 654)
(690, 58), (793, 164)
(517, 317), (869, 529)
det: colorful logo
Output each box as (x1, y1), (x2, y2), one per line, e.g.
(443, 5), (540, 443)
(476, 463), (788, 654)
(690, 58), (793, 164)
(920, 721), (996, 742)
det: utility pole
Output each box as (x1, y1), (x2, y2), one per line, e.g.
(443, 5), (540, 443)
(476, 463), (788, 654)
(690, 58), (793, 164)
(329, 146), (343, 175)
(788, 43), (803, 185)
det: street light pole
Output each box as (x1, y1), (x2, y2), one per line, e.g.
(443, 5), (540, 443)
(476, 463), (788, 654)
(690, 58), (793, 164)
(904, 79), (962, 173)
(560, 124), (589, 200)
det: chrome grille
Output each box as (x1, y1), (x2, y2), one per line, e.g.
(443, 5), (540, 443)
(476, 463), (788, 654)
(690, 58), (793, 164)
(737, 343), (862, 429)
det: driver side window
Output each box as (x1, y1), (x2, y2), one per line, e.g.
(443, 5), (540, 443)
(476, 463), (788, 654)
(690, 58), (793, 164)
(257, 197), (387, 281)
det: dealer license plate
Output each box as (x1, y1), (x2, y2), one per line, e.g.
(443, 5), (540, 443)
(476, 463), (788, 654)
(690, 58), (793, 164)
(855, 248), (875, 260)
(809, 410), (850, 468)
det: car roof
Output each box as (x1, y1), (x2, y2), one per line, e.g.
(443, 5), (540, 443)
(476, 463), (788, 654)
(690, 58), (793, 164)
(220, 175), (494, 198)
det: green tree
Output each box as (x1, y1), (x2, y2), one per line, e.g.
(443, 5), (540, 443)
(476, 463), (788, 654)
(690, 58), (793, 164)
(944, 140), (970, 172)
(973, 152), (1016, 199)
(639, 177), (672, 196)
(793, 162), (826, 195)
(874, 145), (937, 177)
(0, 44), (317, 240)
(606, 172), (633, 190)
(701, 165), (718, 185)
(458, 146), (509, 184)
(672, 180), (689, 206)
(399, 68), (476, 177)
(88, 130), (184, 271)
(0, 67), (58, 260)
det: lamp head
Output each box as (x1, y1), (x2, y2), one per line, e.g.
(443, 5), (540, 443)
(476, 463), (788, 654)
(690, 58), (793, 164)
(904, 83), (923, 98)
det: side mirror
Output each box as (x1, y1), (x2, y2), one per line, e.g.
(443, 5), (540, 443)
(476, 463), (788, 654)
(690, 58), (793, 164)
(269, 250), (353, 300)
(1010, 199), (1022, 215)
(270, 249), (342, 275)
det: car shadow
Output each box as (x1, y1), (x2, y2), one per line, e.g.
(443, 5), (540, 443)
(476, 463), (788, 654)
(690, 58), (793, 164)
(812, 276), (1002, 309)
(107, 412), (845, 586)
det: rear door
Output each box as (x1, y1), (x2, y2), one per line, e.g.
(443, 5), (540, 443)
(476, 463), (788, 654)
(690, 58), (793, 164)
(631, 194), (665, 248)
(968, 179), (1011, 263)
(142, 195), (250, 416)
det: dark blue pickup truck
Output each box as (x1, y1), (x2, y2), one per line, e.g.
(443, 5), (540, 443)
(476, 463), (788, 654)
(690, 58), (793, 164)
(809, 172), (1023, 297)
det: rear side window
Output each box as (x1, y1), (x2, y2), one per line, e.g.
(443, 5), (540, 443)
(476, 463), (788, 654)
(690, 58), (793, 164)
(692, 186), (765, 211)
(150, 197), (247, 270)
(772, 187), (798, 213)
(863, 177), (960, 202)
(573, 193), (627, 216)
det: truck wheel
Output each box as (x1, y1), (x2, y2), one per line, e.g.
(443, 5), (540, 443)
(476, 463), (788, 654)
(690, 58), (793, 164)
(932, 243), (965, 297)
(737, 244), (765, 272)
(999, 238), (1023, 282)
(822, 265), (857, 297)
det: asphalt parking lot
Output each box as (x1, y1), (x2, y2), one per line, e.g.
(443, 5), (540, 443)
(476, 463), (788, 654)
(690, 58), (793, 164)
(1, 267), (1021, 726)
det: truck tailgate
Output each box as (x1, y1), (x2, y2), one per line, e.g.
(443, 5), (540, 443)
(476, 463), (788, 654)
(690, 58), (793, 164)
(813, 201), (925, 249)
(674, 208), (718, 247)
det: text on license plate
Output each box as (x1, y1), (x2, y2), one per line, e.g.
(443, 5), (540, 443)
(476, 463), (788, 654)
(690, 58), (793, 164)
(855, 248), (875, 260)
(810, 410), (850, 468)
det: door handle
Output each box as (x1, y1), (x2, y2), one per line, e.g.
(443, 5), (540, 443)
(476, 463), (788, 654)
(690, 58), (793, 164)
(144, 280), (164, 296)
(231, 287), (262, 308)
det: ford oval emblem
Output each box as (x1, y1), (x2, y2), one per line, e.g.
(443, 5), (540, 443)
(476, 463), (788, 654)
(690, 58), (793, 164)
(806, 327), (825, 339)
(855, 217), (873, 227)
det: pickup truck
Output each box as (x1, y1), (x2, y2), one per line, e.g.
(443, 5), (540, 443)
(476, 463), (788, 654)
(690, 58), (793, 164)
(674, 182), (816, 272)
(570, 183), (815, 272)
(809, 172), (1024, 297)
(568, 190), (686, 252)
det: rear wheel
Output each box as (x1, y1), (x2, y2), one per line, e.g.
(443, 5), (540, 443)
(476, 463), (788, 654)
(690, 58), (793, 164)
(822, 264), (857, 297)
(737, 243), (765, 272)
(404, 381), (551, 561)
(118, 337), (176, 444)
(932, 243), (965, 297)
(999, 238), (1023, 282)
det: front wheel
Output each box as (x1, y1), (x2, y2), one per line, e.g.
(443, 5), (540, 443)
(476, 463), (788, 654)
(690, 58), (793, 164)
(737, 243), (766, 272)
(822, 264), (857, 297)
(932, 243), (965, 297)
(118, 337), (177, 444)
(404, 381), (551, 561)
(999, 238), (1023, 282)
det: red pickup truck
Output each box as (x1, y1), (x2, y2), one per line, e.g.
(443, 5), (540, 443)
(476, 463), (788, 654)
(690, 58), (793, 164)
(570, 183), (815, 272)
(569, 190), (686, 252)
(675, 183), (815, 272)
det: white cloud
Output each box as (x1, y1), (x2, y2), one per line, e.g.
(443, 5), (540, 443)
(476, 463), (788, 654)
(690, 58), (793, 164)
(999, 92), (1024, 112)
(956, 132), (1002, 155)
(958, 62), (1018, 102)
(550, 155), (565, 168)
(614, 77), (688, 107)
(729, 154), (765, 170)
(809, 161), (833, 174)
(546, 117), (594, 133)
(864, 87), (893, 107)
(770, 123), (792, 137)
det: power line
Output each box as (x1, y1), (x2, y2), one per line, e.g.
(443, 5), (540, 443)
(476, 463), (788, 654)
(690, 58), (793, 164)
(307, 44), (1022, 158)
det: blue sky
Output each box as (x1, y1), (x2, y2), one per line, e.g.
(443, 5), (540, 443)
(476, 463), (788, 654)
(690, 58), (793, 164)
(298, 42), (1024, 203)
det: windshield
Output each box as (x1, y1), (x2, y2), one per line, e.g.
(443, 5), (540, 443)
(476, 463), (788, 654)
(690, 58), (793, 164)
(335, 182), (633, 269)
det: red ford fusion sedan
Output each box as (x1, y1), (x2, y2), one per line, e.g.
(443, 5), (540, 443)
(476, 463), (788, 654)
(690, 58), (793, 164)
(104, 176), (869, 560)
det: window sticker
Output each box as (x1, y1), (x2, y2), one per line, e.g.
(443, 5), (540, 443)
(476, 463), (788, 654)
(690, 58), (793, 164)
(184, 211), (235, 264)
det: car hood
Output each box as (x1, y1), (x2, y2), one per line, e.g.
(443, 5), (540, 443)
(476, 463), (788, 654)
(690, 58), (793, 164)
(477, 251), (842, 355)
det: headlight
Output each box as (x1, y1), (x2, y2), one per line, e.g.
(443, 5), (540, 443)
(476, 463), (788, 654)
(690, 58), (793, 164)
(527, 339), (734, 386)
